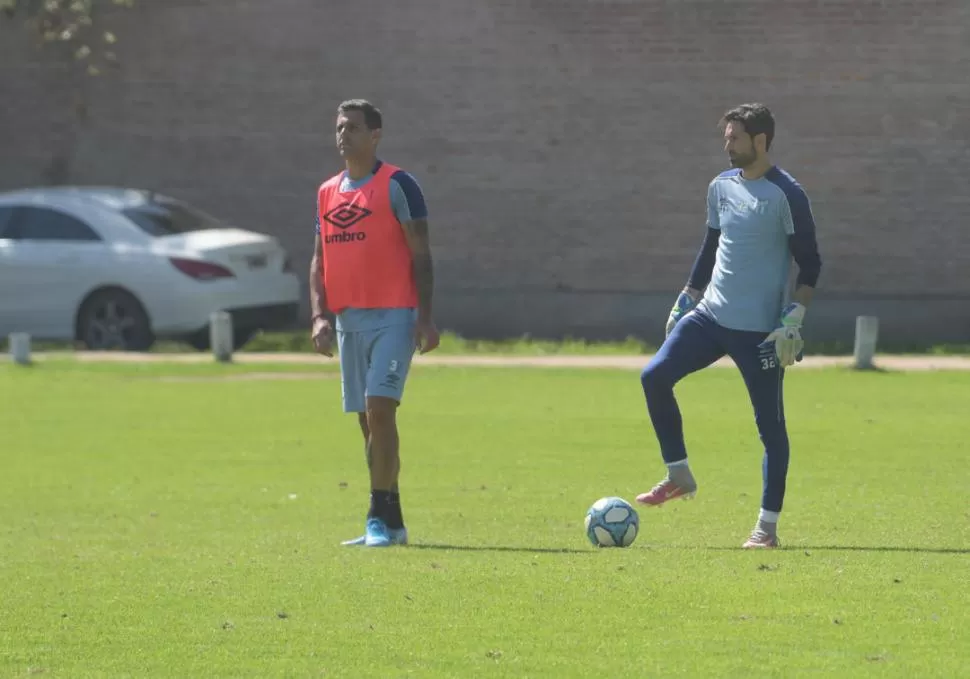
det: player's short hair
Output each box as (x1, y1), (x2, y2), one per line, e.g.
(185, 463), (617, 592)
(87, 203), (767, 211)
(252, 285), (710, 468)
(337, 99), (383, 130)
(720, 103), (775, 150)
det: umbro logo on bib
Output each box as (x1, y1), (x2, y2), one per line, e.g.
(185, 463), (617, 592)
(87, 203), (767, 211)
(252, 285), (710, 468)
(324, 202), (372, 229)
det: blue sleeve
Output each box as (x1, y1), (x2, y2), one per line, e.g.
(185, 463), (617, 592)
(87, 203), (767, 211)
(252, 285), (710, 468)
(389, 170), (429, 224)
(687, 228), (720, 291)
(686, 181), (721, 290)
(781, 188), (822, 287)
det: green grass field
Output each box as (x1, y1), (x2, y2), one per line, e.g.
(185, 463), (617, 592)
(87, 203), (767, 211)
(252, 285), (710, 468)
(1, 360), (968, 678)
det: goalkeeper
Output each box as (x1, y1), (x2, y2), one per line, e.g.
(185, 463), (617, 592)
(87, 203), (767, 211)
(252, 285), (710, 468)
(636, 103), (822, 550)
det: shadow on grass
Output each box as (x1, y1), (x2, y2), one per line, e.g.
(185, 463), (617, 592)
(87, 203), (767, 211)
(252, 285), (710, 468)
(797, 545), (969, 555)
(409, 543), (593, 555)
(705, 545), (969, 555)
(408, 543), (969, 555)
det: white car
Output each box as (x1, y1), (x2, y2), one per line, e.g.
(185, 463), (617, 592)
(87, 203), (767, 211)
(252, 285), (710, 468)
(0, 186), (301, 351)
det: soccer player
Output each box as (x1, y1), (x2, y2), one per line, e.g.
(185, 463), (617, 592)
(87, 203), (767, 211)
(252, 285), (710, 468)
(309, 99), (440, 547)
(635, 103), (822, 549)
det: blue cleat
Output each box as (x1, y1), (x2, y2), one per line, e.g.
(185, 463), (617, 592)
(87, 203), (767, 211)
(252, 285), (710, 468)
(341, 523), (408, 547)
(364, 518), (391, 547)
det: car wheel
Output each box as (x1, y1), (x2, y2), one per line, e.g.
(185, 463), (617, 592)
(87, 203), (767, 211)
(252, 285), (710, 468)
(76, 289), (154, 351)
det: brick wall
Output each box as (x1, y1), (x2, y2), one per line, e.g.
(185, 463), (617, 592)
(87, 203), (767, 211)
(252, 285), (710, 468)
(2, 0), (968, 340)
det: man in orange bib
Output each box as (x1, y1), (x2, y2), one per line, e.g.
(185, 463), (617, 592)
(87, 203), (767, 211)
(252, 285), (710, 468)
(309, 99), (440, 547)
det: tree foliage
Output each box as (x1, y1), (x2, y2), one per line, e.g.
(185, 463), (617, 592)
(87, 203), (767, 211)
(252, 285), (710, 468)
(1, 0), (135, 76)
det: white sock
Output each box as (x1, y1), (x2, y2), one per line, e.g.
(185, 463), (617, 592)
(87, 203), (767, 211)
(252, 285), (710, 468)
(759, 509), (780, 522)
(666, 459), (689, 469)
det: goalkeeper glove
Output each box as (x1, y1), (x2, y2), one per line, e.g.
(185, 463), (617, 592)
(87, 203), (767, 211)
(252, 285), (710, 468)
(759, 302), (806, 367)
(665, 291), (697, 337)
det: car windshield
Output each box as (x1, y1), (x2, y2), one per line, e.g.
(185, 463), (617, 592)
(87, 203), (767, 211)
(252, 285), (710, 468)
(122, 198), (227, 237)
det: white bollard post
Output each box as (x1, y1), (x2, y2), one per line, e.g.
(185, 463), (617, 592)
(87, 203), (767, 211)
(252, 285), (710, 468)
(853, 315), (879, 370)
(9, 332), (31, 366)
(209, 311), (234, 363)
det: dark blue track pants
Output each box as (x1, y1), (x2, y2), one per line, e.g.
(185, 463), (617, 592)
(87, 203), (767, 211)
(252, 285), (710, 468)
(640, 308), (790, 513)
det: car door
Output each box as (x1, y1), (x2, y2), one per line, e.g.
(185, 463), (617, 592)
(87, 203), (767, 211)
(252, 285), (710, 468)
(0, 206), (21, 337)
(0, 206), (107, 340)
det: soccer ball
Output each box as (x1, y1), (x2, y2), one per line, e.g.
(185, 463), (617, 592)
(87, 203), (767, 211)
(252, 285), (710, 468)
(585, 496), (639, 548)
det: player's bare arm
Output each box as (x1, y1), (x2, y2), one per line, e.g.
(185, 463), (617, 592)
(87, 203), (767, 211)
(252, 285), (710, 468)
(308, 232), (334, 357)
(401, 217), (440, 353)
(308, 232), (328, 320)
(401, 218), (434, 318)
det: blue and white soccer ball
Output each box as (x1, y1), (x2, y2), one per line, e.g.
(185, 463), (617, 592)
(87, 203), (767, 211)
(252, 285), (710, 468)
(585, 496), (639, 548)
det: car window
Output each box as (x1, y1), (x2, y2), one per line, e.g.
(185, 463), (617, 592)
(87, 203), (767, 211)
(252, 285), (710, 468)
(0, 206), (14, 237)
(122, 199), (226, 237)
(5, 206), (102, 242)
